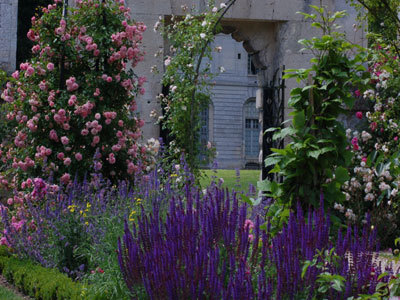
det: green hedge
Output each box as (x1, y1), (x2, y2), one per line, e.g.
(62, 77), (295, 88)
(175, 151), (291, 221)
(0, 246), (85, 300)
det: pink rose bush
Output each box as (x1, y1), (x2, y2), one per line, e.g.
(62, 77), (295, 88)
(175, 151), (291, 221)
(0, 0), (160, 192)
(337, 45), (400, 246)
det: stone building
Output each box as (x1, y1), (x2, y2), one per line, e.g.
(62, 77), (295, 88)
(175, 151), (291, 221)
(0, 0), (18, 72)
(0, 0), (365, 169)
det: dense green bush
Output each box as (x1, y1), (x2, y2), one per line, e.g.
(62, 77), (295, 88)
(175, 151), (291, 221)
(0, 246), (84, 300)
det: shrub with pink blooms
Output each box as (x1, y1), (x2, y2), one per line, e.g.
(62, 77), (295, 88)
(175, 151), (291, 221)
(0, 0), (159, 189)
(338, 42), (400, 247)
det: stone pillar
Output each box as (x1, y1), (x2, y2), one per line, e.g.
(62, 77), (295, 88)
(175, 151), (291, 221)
(0, 0), (18, 73)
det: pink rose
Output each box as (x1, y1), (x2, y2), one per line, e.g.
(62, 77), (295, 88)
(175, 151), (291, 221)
(355, 111), (362, 119)
(61, 136), (69, 145)
(75, 153), (82, 161)
(63, 157), (71, 166)
(47, 63), (54, 71)
(60, 173), (71, 185)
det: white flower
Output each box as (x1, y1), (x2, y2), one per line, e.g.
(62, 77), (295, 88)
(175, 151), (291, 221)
(153, 21), (161, 32)
(150, 65), (158, 73)
(149, 110), (157, 118)
(346, 128), (352, 139)
(334, 203), (345, 212)
(361, 131), (372, 142)
(164, 57), (171, 66)
(220, 3), (227, 8)
(379, 181), (390, 191)
(364, 193), (375, 201)
(345, 209), (356, 221)
(219, 66), (225, 73)
(202, 21), (208, 27)
(212, 6), (218, 13)
(174, 164), (180, 172)
(170, 85), (177, 92)
(391, 189), (398, 197)
(200, 33), (206, 39)
(215, 46), (222, 52)
(207, 141), (212, 149)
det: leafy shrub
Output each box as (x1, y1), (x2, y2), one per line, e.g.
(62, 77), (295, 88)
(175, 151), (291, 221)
(0, 248), (84, 300)
(0, 0), (158, 188)
(337, 42), (400, 247)
(259, 6), (369, 213)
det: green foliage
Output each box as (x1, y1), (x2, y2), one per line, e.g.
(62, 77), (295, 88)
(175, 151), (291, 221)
(0, 250), (85, 300)
(80, 214), (133, 300)
(300, 248), (346, 299)
(259, 6), (368, 211)
(349, 0), (400, 45)
(0, 285), (24, 300)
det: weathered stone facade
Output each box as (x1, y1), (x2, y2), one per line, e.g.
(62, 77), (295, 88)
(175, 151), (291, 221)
(1, 0), (365, 168)
(128, 0), (365, 167)
(0, 0), (18, 73)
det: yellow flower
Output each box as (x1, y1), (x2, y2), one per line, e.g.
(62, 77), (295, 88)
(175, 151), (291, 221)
(86, 203), (91, 209)
(129, 210), (136, 222)
(170, 173), (177, 177)
(80, 210), (83, 215)
(67, 205), (77, 213)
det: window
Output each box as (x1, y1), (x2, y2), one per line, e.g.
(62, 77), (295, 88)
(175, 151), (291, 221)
(244, 99), (259, 157)
(247, 54), (257, 75)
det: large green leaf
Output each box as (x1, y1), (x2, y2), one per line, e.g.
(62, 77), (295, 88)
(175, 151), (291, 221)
(292, 110), (306, 130)
(273, 127), (297, 140)
(335, 166), (349, 184)
(264, 156), (281, 167)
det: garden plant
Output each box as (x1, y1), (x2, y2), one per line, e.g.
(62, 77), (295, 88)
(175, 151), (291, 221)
(0, 0), (399, 299)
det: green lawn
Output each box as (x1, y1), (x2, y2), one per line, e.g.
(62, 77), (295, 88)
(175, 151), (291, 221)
(0, 285), (25, 300)
(200, 169), (260, 193)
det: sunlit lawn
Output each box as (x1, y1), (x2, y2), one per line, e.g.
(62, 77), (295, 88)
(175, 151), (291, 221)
(200, 169), (260, 193)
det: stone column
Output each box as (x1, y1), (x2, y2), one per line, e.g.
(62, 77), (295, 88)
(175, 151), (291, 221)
(0, 0), (18, 73)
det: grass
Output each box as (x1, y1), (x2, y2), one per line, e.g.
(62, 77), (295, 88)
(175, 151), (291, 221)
(0, 285), (25, 300)
(200, 169), (260, 193)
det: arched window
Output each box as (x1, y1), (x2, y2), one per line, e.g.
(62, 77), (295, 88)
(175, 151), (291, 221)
(244, 99), (259, 158)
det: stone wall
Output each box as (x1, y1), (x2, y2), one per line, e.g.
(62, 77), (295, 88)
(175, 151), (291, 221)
(0, 0), (18, 73)
(128, 0), (365, 142)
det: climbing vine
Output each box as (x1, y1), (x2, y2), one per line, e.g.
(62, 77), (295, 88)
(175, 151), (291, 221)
(154, 0), (236, 172)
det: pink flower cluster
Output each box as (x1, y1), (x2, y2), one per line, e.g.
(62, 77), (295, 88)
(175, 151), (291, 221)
(66, 76), (79, 92)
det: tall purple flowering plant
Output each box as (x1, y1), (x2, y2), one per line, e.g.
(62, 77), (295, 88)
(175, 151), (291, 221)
(118, 189), (394, 299)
